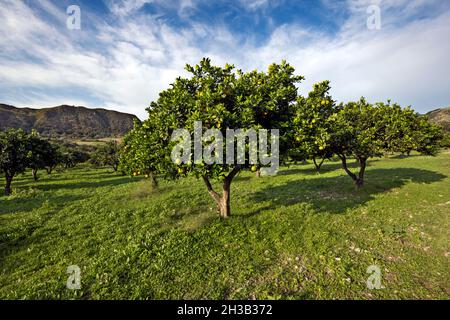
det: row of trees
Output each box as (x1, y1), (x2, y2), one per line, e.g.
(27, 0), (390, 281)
(0, 124), (126, 195)
(0, 130), (94, 194)
(292, 82), (443, 187)
(0, 130), (58, 194)
(119, 58), (444, 218)
(1, 59), (444, 215)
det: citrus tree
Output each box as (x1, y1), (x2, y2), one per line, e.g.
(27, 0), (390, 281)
(292, 81), (337, 172)
(43, 144), (62, 174)
(133, 58), (303, 218)
(329, 98), (443, 187)
(378, 101), (443, 156)
(380, 102), (420, 155)
(119, 120), (163, 188)
(329, 98), (385, 188)
(0, 129), (30, 194)
(27, 131), (59, 180)
(409, 114), (444, 156)
(59, 144), (89, 169)
(91, 140), (121, 171)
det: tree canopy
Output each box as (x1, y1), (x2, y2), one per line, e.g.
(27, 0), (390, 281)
(127, 58), (303, 217)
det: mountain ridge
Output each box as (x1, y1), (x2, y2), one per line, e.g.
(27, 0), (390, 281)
(426, 106), (450, 132)
(0, 104), (139, 139)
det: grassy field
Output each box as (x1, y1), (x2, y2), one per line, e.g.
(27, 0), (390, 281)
(0, 153), (449, 299)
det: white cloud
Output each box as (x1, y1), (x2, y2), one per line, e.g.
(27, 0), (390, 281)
(104, 0), (154, 16)
(239, 0), (271, 11)
(0, 0), (449, 120)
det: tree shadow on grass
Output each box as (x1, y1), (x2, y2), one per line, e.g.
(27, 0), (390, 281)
(0, 194), (87, 216)
(36, 176), (137, 191)
(278, 159), (381, 176)
(12, 170), (121, 186)
(248, 168), (447, 215)
(390, 154), (423, 159)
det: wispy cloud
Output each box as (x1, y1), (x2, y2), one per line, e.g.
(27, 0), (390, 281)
(0, 0), (449, 119)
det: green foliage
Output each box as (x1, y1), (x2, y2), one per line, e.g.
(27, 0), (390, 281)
(91, 141), (121, 171)
(380, 102), (444, 156)
(0, 129), (30, 193)
(0, 129), (63, 193)
(58, 144), (90, 169)
(292, 81), (338, 169)
(413, 117), (444, 155)
(144, 58), (303, 181)
(440, 132), (450, 148)
(330, 98), (386, 160)
(119, 120), (164, 178)
(27, 131), (60, 179)
(324, 97), (444, 186)
(121, 58), (303, 216)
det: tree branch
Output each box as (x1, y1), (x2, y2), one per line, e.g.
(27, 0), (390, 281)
(202, 175), (221, 202)
(338, 153), (357, 181)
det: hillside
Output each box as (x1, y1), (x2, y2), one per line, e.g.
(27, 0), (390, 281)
(427, 107), (450, 132)
(0, 104), (139, 138)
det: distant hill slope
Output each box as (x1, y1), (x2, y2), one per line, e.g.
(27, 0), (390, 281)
(0, 104), (139, 138)
(426, 107), (450, 132)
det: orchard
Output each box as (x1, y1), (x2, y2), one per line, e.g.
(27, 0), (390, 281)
(119, 58), (444, 217)
(1, 59), (444, 211)
(0, 129), (62, 194)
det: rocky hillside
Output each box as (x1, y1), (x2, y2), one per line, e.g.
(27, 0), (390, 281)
(427, 107), (450, 132)
(0, 104), (139, 138)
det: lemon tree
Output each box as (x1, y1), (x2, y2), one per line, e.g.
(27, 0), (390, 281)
(292, 81), (337, 172)
(129, 58), (303, 218)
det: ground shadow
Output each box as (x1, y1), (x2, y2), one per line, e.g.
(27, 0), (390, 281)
(249, 168), (447, 215)
(12, 169), (121, 185)
(35, 176), (136, 191)
(390, 154), (423, 159)
(279, 160), (363, 176)
(0, 194), (87, 216)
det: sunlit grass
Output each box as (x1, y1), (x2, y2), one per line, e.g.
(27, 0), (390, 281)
(0, 153), (449, 299)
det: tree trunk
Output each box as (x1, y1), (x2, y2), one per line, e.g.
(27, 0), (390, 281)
(339, 154), (366, 188)
(46, 167), (53, 175)
(312, 156), (325, 172)
(356, 157), (367, 188)
(5, 175), (13, 195)
(149, 172), (158, 189)
(202, 166), (241, 218)
(32, 169), (38, 181)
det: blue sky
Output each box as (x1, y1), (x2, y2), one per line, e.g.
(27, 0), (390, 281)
(0, 0), (449, 119)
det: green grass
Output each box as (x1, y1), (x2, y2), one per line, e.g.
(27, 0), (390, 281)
(0, 153), (449, 299)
